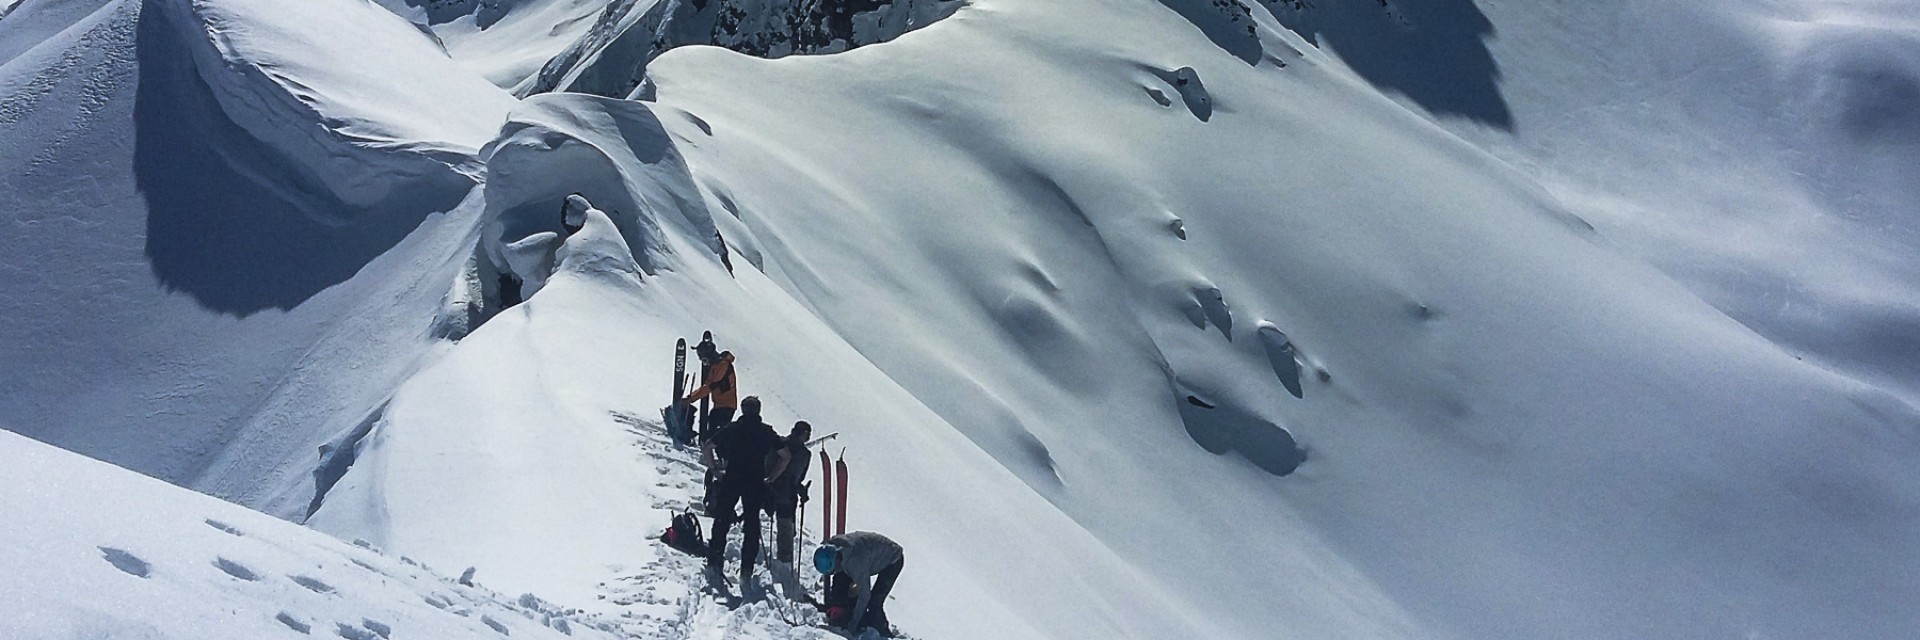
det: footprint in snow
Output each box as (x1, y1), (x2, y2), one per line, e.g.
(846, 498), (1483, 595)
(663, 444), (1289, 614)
(291, 574), (336, 594)
(335, 623), (381, 640)
(345, 618), (393, 638)
(275, 611), (311, 634)
(204, 519), (243, 536)
(99, 547), (150, 578)
(215, 557), (261, 581)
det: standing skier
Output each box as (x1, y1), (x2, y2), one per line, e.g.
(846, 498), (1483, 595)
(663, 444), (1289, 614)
(814, 530), (904, 637)
(702, 396), (790, 587)
(685, 342), (738, 442)
(765, 420), (813, 595)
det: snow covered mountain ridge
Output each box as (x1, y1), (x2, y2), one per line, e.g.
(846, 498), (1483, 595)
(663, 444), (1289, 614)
(4, 0), (1920, 638)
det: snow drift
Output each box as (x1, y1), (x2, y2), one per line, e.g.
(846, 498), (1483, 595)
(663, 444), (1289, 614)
(153, 0), (518, 220)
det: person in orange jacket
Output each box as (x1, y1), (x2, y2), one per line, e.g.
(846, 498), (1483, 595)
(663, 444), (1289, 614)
(684, 344), (738, 442)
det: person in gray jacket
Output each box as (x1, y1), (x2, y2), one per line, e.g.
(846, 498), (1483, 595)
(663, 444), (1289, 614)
(813, 531), (904, 636)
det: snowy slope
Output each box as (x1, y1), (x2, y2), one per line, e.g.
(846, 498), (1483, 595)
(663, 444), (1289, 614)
(311, 103), (1281, 639)
(2, 0), (1918, 639)
(0, 0), (502, 517)
(0, 430), (624, 640)
(1436, 0), (1920, 404)
(637, 1), (1920, 638)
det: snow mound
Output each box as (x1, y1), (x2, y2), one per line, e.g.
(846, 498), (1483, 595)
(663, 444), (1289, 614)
(523, 0), (963, 97)
(479, 92), (716, 286)
(155, 0), (518, 220)
(0, 430), (623, 640)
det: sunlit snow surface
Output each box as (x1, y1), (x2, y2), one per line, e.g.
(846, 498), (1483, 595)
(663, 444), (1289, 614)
(0, 430), (626, 640)
(3, 0), (1919, 639)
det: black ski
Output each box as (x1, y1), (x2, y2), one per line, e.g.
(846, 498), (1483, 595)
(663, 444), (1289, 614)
(697, 330), (713, 440)
(667, 338), (690, 446)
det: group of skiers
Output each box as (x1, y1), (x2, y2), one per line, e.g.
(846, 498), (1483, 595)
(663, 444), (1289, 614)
(678, 335), (905, 637)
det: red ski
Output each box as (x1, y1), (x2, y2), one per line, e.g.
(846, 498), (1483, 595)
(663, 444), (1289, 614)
(819, 450), (834, 540)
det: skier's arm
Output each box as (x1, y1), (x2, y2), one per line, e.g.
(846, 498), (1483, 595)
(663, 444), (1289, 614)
(765, 448), (791, 484)
(849, 572), (875, 630)
(684, 361), (729, 402)
(701, 439), (715, 468)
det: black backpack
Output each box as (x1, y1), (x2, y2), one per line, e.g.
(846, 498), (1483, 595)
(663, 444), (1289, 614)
(658, 510), (708, 557)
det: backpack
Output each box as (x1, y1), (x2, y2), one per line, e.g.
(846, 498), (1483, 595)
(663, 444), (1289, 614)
(658, 510), (708, 557)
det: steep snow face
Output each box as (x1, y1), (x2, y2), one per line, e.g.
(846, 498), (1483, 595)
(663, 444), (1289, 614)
(154, 0), (518, 220)
(0, 430), (624, 640)
(1387, 0), (1920, 404)
(522, 0), (962, 97)
(0, 0), (484, 517)
(637, 0), (1920, 638)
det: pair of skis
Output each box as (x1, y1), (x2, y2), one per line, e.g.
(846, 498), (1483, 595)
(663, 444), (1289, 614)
(666, 332), (716, 447)
(667, 338), (692, 446)
(819, 450), (848, 539)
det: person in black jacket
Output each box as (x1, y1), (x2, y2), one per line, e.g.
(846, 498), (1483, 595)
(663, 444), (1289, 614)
(702, 396), (790, 587)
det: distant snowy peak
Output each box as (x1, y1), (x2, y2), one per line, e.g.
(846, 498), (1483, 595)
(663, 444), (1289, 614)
(523, 0), (964, 97)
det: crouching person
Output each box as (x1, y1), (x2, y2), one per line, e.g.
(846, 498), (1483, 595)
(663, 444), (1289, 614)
(814, 531), (904, 637)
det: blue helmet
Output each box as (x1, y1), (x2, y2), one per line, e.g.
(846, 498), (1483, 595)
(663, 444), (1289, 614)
(813, 544), (839, 575)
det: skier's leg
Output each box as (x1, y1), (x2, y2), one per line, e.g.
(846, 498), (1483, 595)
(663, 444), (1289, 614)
(739, 490), (766, 577)
(863, 557), (903, 630)
(706, 487), (742, 570)
(774, 501), (796, 562)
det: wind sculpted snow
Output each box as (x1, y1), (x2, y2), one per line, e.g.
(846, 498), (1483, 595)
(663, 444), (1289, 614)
(641, 1), (1920, 638)
(4, 0), (1920, 638)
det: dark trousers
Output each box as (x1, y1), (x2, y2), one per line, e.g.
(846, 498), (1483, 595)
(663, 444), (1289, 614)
(862, 557), (904, 630)
(768, 499), (797, 562)
(706, 482), (766, 571)
(700, 407), (735, 441)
